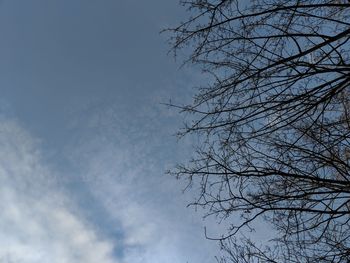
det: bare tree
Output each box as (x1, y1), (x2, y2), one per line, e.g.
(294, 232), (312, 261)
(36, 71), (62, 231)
(167, 1), (350, 262)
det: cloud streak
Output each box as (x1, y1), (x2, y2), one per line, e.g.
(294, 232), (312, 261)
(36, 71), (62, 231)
(0, 94), (219, 263)
(0, 119), (118, 263)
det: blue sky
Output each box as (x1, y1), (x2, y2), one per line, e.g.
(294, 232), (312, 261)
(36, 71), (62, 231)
(0, 1), (220, 263)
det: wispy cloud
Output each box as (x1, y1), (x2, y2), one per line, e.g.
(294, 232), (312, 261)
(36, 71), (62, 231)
(0, 93), (219, 263)
(0, 119), (118, 263)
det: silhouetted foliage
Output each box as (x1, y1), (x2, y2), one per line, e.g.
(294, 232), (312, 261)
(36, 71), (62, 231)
(168, 1), (350, 262)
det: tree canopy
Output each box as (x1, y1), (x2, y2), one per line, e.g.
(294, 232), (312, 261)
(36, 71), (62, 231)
(168, 1), (350, 262)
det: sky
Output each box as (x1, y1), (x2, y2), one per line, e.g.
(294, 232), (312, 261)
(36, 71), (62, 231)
(0, 1), (221, 263)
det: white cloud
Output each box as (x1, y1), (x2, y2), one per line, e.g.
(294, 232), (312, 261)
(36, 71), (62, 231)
(0, 119), (118, 263)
